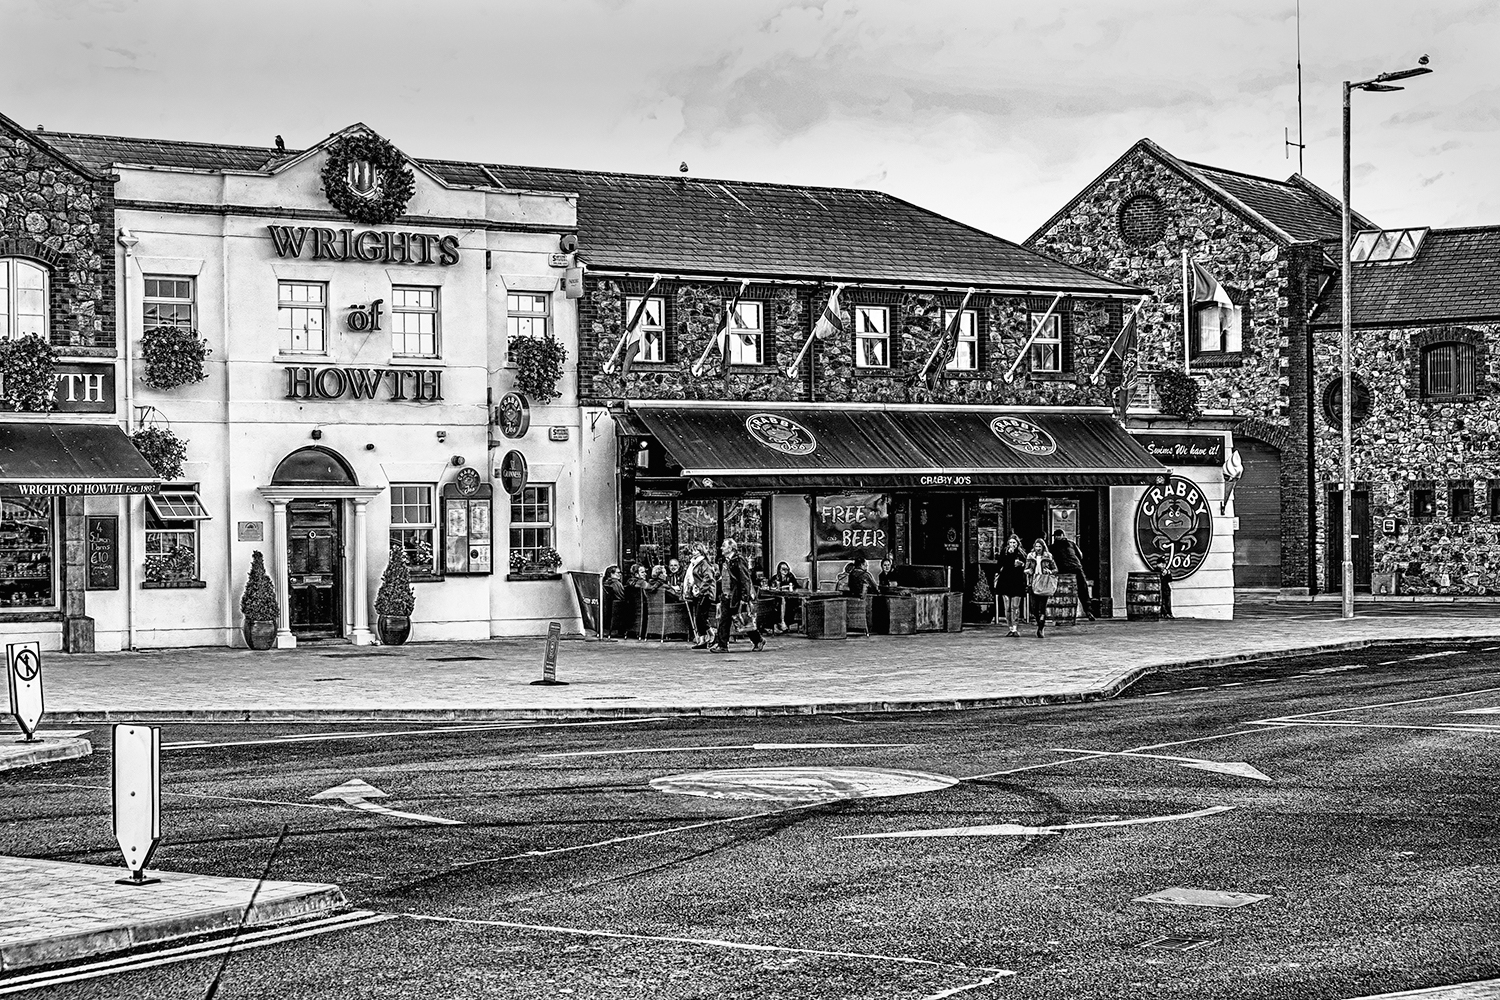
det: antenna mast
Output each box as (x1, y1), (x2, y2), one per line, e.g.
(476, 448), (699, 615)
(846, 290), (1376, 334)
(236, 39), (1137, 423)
(1285, 0), (1306, 173)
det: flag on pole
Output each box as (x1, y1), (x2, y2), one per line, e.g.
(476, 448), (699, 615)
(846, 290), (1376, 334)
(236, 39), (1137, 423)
(1189, 260), (1240, 353)
(1190, 260), (1235, 308)
(919, 289), (974, 392)
(692, 280), (750, 377)
(602, 275), (661, 375)
(1114, 307), (1140, 421)
(784, 285), (844, 378)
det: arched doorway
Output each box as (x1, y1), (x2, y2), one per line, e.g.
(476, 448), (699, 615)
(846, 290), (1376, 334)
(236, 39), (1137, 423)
(258, 448), (383, 648)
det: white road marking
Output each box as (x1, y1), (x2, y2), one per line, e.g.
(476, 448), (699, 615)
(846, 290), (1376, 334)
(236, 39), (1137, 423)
(1402, 651), (1460, 662)
(1132, 887), (1268, 909)
(1218, 682), (1246, 688)
(1483, 647), (1500, 653)
(842, 805), (1236, 840)
(1259, 720), (1500, 736)
(312, 778), (463, 826)
(1307, 663), (1369, 675)
(162, 717), (664, 751)
(479, 803), (824, 863)
(1455, 707), (1500, 715)
(1341, 976), (1500, 999)
(0, 911), (394, 994)
(400, 912), (1015, 976)
(650, 766), (958, 803)
(1253, 684), (1500, 725)
(1047, 748), (1272, 782)
(539, 742), (916, 759)
(962, 728), (1273, 781)
(920, 977), (1007, 999)
(25, 780), (351, 815)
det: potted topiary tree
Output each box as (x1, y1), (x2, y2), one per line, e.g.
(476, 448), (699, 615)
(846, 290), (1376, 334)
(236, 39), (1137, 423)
(240, 550), (279, 649)
(966, 567), (995, 624)
(375, 544), (415, 645)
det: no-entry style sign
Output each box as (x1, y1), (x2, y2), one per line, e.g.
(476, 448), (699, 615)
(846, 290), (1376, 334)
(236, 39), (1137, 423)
(113, 724), (162, 885)
(6, 641), (44, 741)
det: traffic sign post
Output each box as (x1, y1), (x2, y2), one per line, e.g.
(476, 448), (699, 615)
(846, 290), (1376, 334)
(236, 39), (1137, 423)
(6, 641), (44, 742)
(112, 724), (162, 886)
(530, 621), (567, 686)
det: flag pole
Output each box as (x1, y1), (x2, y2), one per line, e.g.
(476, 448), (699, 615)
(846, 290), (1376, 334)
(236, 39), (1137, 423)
(1089, 296), (1149, 384)
(918, 288), (974, 385)
(690, 279), (749, 378)
(1002, 292), (1063, 383)
(1182, 250), (1192, 376)
(601, 275), (661, 374)
(784, 284), (844, 379)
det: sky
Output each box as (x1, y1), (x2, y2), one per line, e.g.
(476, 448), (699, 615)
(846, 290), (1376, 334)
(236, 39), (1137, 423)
(3, 0), (1497, 241)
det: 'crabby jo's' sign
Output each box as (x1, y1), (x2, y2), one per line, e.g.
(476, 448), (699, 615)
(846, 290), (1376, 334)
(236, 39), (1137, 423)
(1134, 476), (1213, 580)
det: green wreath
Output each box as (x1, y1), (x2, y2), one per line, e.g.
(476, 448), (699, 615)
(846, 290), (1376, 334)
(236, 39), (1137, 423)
(320, 133), (416, 225)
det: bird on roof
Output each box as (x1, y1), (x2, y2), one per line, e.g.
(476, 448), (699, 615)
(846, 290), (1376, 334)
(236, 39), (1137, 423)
(275, 135), (286, 153)
(679, 161), (689, 173)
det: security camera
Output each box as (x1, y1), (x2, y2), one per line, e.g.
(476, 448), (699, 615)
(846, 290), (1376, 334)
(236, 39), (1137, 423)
(559, 234), (579, 254)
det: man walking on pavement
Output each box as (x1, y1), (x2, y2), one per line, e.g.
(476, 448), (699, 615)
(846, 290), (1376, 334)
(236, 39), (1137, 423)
(1051, 528), (1096, 620)
(710, 538), (765, 653)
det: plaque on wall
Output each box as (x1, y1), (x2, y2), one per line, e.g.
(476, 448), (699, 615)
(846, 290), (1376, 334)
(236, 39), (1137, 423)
(237, 521), (265, 542)
(86, 515), (119, 591)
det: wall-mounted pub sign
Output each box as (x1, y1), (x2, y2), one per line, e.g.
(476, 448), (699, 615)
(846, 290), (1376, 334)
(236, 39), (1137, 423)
(813, 494), (889, 562)
(1135, 475), (1213, 580)
(1133, 433), (1226, 467)
(442, 472), (493, 575)
(496, 392), (530, 438)
(284, 367), (442, 402)
(52, 362), (115, 413)
(499, 451), (528, 497)
(267, 226), (460, 266)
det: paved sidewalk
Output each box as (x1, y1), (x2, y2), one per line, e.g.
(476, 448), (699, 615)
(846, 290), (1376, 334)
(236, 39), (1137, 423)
(0, 733), (91, 773)
(0, 856), (343, 971)
(30, 610), (1500, 722)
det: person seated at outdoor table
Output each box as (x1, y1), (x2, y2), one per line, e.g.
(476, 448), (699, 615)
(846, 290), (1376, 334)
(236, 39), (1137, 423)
(602, 565), (627, 640)
(646, 564), (670, 592)
(624, 563), (649, 638)
(665, 558), (684, 594)
(835, 561), (854, 592)
(768, 561), (800, 632)
(843, 555), (877, 597)
(875, 555), (897, 592)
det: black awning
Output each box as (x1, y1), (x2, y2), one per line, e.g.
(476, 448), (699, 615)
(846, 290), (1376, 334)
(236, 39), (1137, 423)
(0, 423), (161, 497)
(630, 404), (1164, 489)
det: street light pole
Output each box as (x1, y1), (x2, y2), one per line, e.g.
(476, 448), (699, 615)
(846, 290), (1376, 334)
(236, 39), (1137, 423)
(1338, 58), (1431, 621)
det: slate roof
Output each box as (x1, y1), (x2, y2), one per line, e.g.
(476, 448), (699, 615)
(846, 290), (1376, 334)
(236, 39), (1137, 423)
(1182, 161), (1351, 244)
(1314, 226), (1500, 327)
(41, 129), (1139, 295)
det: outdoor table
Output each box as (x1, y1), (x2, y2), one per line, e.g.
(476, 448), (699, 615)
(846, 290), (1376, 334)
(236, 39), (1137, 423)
(801, 593), (848, 640)
(872, 593), (917, 634)
(906, 587), (954, 632)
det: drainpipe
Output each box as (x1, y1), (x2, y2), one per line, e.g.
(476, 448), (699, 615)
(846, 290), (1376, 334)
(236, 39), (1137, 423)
(118, 228), (139, 650)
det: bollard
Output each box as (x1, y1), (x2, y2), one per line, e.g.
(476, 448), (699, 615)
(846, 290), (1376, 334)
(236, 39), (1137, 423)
(6, 641), (44, 743)
(530, 621), (568, 686)
(113, 724), (162, 886)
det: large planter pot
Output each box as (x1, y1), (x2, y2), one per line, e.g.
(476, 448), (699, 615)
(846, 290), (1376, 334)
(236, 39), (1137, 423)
(377, 615), (412, 646)
(965, 600), (995, 624)
(243, 620), (277, 650)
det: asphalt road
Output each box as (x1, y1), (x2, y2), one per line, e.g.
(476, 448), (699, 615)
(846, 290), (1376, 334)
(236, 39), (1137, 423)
(2, 639), (1499, 1000)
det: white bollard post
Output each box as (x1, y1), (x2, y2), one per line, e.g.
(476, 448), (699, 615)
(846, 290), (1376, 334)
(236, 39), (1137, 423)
(6, 641), (44, 743)
(113, 723), (162, 886)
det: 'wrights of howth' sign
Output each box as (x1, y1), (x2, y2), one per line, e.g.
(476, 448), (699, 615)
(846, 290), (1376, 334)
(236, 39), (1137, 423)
(267, 225), (460, 266)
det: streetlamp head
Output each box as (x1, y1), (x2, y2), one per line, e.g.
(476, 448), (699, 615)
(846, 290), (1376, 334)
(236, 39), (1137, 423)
(1359, 83), (1405, 92)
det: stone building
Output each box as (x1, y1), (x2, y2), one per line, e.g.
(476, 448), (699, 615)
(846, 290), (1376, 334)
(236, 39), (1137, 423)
(1026, 138), (1374, 596)
(1311, 225), (1500, 595)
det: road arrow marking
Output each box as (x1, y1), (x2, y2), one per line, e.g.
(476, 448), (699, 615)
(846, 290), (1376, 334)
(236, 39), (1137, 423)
(311, 778), (463, 826)
(1048, 748), (1273, 782)
(841, 804), (1236, 839)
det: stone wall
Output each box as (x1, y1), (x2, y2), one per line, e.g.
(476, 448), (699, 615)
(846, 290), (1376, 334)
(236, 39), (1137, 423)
(1312, 320), (1500, 594)
(580, 278), (1122, 408)
(0, 124), (115, 351)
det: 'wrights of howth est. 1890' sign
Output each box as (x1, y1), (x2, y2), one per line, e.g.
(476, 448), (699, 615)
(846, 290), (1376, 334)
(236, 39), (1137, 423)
(267, 225), (460, 266)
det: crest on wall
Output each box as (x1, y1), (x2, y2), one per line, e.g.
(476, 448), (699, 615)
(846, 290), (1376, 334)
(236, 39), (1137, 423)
(320, 132), (416, 225)
(745, 413), (818, 457)
(989, 415), (1058, 456)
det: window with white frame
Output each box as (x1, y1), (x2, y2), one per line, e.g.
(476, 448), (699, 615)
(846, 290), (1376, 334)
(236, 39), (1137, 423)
(389, 484), (438, 575)
(391, 286), (439, 357)
(943, 308), (978, 371)
(144, 487), (210, 584)
(509, 484), (554, 565)
(854, 305), (889, 368)
(143, 276), (194, 330)
(0, 258), (48, 340)
(506, 292), (550, 362)
(727, 300), (764, 366)
(623, 296), (666, 363)
(1192, 294), (1243, 356)
(277, 281), (327, 354)
(1030, 314), (1062, 373)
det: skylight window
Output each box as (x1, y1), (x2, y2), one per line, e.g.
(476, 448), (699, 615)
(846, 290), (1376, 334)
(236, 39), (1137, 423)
(1350, 227), (1428, 263)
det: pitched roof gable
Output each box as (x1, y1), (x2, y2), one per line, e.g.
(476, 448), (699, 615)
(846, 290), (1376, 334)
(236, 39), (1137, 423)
(0, 113), (105, 182)
(1313, 225), (1500, 327)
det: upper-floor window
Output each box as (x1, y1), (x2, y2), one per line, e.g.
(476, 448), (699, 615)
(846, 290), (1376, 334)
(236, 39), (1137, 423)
(1421, 342), (1476, 399)
(278, 281), (327, 354)
(623, 296), (666, 364)
(143, 276), (194, 330)
(0, 258), (47, 340)
(728, 300), (764, 366)
(1450, 481), (1475, 520)
(391, 286), (439, 358)
(1192, 290), (1243, 356)
(1029, 313), (1062, 373)
(506, 292), (550, 362)
(943, 308), (978, 371)
(854, 305), (889, 368)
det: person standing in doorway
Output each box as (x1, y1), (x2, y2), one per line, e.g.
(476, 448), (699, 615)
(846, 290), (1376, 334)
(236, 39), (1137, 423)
(994, 534), (1028, 637)
(1025, 539), (1059, 638)
(710, 538), (765, 653)
(1050, 529), (1096, 620)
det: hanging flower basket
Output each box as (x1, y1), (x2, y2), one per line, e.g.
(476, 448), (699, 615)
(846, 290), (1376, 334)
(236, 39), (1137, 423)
(1154, 368), (1201, 420)
(0, 334), (57, 412)
(510, 336), (567, 403)
(141, 325), (211, 390)
(131, 426), (188, 481)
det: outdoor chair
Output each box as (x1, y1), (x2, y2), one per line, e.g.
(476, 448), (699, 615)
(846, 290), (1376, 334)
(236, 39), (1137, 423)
(643, 589), (692, 642)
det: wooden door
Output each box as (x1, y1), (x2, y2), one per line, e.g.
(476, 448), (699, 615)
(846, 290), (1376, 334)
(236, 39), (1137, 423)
(911, 496), (964, 588)
(288, 500), (343, 637)
(1326, 488), (1373, 593)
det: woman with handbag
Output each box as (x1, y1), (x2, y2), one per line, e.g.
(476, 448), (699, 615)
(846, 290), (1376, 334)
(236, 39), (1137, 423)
(1025, 539), (1059, 638)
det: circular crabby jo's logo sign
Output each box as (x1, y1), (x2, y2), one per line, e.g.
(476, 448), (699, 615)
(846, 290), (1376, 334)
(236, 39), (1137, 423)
(745, 413), (818, 456)
(989, 416), (1057, 456)
(1135, 476), (1213, 581)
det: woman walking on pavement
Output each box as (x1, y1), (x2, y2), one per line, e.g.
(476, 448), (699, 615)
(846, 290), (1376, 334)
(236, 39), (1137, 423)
(1025, 538), (1059, 638)
(710, 538), (765, 653)
(682, 543), (714, 649)
(994, 534), (1028, 637)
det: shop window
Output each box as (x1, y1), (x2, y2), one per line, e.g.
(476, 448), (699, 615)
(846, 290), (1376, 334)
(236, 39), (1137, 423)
(1410, 484), (1436, 522)
(391, 286), (439, 358)
(505, 292), (550, 362)
(278, 281), (327, 354)
(624, 296), (666, 364)
(854, 305), (889, 368)
(509, 484), (554, 565)
(1029, 313), (1062, 373)
(943, 308), (978, 371)
(724, 497), (766, 574)
(0, 257), (48, 340)
(1421, 342), (1476, 399)
(1490, 485), (1500, 523)
(634, 498), (673, 567)
(676, 499), (719, 562)
(389, 484), (438, 576)
(727, 300), (764, 366)
(1450, 481), (1475, 520)
(1192, 289), (1243, 356)
(0, 497), (54, 609)
(143, 276), (195, 330)
(145, 487), (210, 585)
